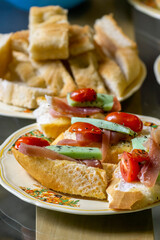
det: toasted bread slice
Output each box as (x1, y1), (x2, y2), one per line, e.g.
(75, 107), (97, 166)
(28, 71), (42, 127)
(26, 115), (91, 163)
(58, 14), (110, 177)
(94, 14), (137, 56)
(69, 51), (107, 94)
(12, 147), (108, 199)
(0, 33), (12, 78)
(106, 165), (160, 210)
(29, 6), (69, 60)
(33, 97), (71, 138)
(69, 25), (95, 56)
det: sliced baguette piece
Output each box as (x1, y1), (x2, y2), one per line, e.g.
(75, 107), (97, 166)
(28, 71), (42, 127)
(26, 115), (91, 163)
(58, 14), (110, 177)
(0, 33), (12, 78)
(106, 165), (160, 210)
(0, 79), (53, 109)
(33, 97), (71, 138)
(94, 14), (137, 56)
(12, 147), (108, 199)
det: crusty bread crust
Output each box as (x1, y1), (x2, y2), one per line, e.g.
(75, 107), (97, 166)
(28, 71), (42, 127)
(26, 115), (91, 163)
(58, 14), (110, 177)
(12, 148), (108, 199)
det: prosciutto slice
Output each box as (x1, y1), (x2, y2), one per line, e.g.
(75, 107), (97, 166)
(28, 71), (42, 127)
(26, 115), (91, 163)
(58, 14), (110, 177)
(46, 95), (121, 119)
(19, 143), (77, 162)
(18, 143), (102, 169)
(102, 130), (111, 163)
(48, 96), (103, 118)
(101, 130), (130, 162)
(56, 139), (80, 146)
(111, 97), (121, 112)
(138, 127), (160, 187)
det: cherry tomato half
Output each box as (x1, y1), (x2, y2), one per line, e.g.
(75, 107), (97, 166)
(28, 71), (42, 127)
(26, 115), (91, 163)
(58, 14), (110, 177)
(105, 112), (143, 133)
(69, 122), (102, 145)
(131, 149), (150, 163)
(70, 88), (97, 102)
(120, 152), (141, 182)
(69, 122), (102, 135)
(15, 136), (50, 150)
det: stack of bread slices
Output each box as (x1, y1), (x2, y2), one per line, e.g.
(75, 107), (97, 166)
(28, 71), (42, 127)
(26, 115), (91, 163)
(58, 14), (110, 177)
(0, 6), (146, 109)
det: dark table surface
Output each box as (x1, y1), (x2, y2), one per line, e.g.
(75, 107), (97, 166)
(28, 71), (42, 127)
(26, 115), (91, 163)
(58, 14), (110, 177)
(0, 0), (160, 239)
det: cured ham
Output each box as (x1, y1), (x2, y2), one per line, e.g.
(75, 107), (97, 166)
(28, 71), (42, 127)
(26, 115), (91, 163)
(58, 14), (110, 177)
(138, 127), (160, 187)
(49, 97), (103, 118)
(18, 143), (102, 169)
(111, 97), (121, 112)
(46, 95), (121, 119)
(102, 130), (129, 162)
(19, 142), (77, 162)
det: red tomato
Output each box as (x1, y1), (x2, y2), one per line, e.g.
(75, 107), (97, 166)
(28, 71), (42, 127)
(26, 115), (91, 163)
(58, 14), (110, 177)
(70, 88), (97, 102)
(15, 136), (50, 150)
(105, 112), (143, 133)
(131, 149), (150, 163)
(120, 152), (141, 182)
(69, 122), (102, 134)
(69, 122), (102, 145)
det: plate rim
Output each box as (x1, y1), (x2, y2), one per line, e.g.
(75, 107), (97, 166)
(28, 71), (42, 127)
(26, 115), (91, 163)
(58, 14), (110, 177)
(0, 101), (35, 119)
(128, 0), (160, 19)
(1, 116), (160, 215)
(154, 55), (160, 85)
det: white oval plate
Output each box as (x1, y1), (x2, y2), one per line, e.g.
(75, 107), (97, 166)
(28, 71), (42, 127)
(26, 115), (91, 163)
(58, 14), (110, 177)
(1, 116), (160, 215)
(154, 55), (160, 85)
(128, 0), (160, 19)
(0, 101), (35, 119)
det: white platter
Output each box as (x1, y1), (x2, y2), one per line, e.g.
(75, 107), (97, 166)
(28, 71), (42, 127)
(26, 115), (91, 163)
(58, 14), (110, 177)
(0, 101), (35, 119)
(1, 115), (160, 215)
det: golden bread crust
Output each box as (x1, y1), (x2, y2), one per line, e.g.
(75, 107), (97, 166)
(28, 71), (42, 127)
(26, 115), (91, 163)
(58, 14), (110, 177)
(12, 148), (108, 199)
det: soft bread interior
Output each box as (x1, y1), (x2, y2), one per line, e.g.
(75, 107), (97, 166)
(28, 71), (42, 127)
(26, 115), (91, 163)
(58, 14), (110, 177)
(107, 165), (160, 210)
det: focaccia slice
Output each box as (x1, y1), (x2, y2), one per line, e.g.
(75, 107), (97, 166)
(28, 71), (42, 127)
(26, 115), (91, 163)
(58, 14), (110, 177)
(36, 60), (77, 97)
(98, 57), (127, 98)
(69, 51), (107, 94)
(115, 47), (141, 85)
(11, 30), (29, 54)
(29, 6), (69, 60)
(0, 78), (53, 109)
(94, 14), (137, 56)
(69, 25), (95, 56)
(0, 33), (12, 78)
